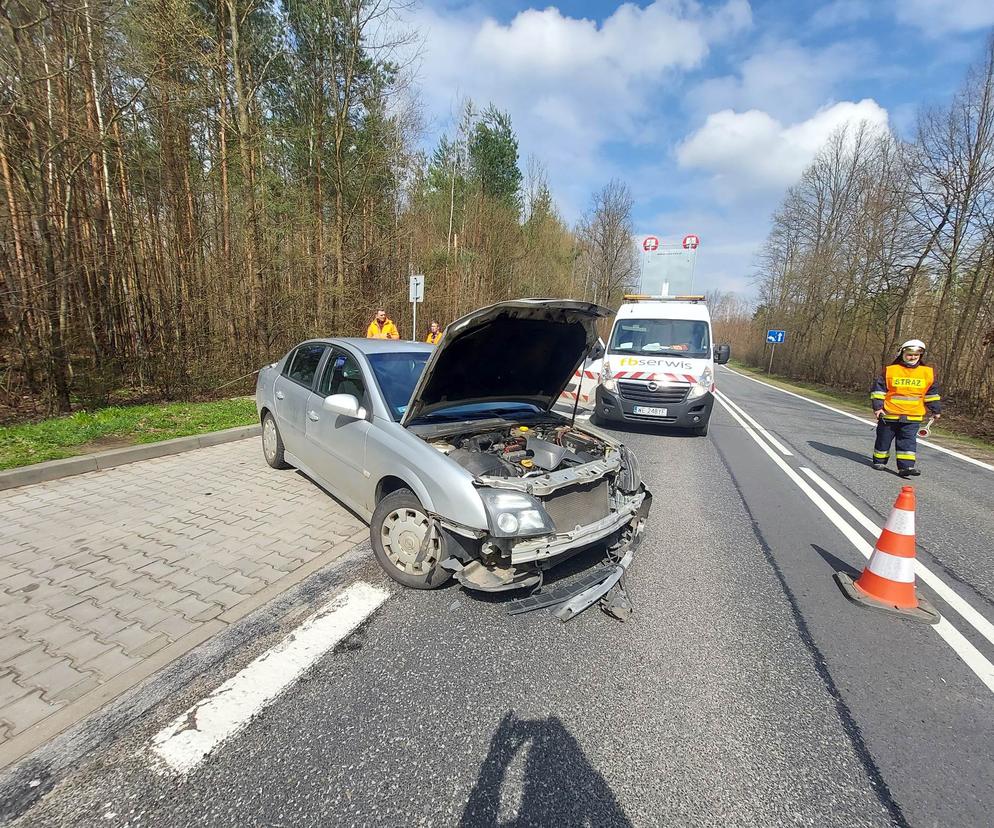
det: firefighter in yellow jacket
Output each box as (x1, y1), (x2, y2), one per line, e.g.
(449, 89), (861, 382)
(366, 308), (399, 340)
(870, 339), (941, 477)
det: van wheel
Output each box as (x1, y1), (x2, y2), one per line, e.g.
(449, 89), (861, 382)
(371, 489), (452, 589)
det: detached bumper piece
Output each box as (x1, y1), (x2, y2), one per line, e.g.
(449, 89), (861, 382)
(505, 545), (637, 622)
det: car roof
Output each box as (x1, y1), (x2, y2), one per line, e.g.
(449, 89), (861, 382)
(309, 337), (435, 355)
(615, 301), (711, 322)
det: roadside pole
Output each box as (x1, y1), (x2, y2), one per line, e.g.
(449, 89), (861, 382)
(765, 329), (785, 373)
(409, 272), (424, 340)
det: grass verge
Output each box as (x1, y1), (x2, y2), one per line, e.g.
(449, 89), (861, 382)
(0, 397), (258, 471)
(725, 359), (994, 460)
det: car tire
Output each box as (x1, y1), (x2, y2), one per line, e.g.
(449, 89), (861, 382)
(691, 419), (710, 437)
(261, 412), (291, 469)
(371, 489), (452, 590)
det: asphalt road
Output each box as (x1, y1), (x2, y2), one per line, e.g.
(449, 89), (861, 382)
(7, 368), (994, 827)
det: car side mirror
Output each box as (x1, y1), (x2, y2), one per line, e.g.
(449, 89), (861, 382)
(714, 344), (731, 365)
(323, 393), (366, 419)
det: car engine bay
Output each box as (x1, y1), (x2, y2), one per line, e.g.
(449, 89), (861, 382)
(429, 423), (608, 478)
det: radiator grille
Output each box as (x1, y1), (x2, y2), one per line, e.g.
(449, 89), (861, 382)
(541, 479), (611, 532)
(618, 380), (689, 404)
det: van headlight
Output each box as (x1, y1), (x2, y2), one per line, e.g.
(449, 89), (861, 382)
(687, 367), (714, 400)
(600, 363), (617, 392)
(477, 489), (555, 537)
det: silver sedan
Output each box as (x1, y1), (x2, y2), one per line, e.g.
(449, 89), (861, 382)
(256, 300), (652, 612)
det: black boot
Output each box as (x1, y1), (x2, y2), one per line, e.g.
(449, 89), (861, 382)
(871, 461), (886, 470)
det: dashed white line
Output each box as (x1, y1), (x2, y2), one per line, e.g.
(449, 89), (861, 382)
(720, 365), (994, 473)
(714, 394), (994, 694)
(151, 581), (389, 774)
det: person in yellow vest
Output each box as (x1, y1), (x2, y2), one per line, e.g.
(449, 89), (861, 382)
(870, 339), (941, 477)
(366, 308), (399, 340)
(425, 321), (442, 345)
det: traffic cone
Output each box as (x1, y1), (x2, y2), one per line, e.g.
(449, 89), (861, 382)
(835, 486), (940, 624)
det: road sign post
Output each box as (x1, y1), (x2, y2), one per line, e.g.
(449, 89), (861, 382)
(409, 273), (424, 340)
(765, 329), (786, 373)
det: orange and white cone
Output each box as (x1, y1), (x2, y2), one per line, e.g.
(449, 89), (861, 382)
(835, 486), (940, 624)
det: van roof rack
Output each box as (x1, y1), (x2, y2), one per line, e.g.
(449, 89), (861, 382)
(622, 294), (706, 303)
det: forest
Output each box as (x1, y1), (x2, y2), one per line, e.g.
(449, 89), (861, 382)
(0, 0), (637, 420)
(724, 37), (994, 438)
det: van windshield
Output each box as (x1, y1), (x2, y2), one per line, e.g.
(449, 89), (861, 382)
(609, 319), (711, 358)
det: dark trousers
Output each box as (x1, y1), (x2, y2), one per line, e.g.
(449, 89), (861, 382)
(873, 420), (918, 470)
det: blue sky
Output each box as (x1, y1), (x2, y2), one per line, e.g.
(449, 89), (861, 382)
(405, 1), (994, 298)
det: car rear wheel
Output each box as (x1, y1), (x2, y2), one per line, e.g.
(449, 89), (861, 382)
(262, 412), (291, 469)
(371, 489), (452, 589)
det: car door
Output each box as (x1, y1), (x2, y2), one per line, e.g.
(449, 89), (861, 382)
(305, 347), (371, 511)
(274, 343), (327, 458)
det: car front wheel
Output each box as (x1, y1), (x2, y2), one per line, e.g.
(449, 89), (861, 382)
(371, 489), (452, 590)
(262, 412), (291, 469)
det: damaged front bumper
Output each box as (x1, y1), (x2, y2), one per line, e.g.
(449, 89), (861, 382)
(439, 488), (652, 622)
(506, 494), (650, 621)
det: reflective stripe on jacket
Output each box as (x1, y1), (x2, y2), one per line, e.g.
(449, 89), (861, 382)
(870, 364), (941, 422)
(366, 319), (399, 339)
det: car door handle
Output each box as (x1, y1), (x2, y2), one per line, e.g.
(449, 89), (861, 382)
(307, 410), (320, 422)
(275, 391), (285, 400)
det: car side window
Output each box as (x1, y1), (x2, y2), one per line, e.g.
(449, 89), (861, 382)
(284, 344), (326, 388)
(319, 350), (366, 403)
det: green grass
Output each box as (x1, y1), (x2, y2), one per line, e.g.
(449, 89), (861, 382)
(0, 397), (258, 471)
(726, 359), (994, 457)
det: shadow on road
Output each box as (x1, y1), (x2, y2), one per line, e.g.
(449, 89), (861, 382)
(807, 442), (908, 477)
(806, 440), (871, 465)
(811, 544), (862, 579)
(461, 712), (632, 827)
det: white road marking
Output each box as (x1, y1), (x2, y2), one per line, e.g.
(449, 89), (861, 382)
(800, 467), (994, 652)
(151, 581), (389, 774)
(714, 391), (793, 456)
(720, 366), (994, 473)
(714, 395), (994, 694)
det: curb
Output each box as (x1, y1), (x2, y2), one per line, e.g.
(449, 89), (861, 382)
(0, 424), (261, 491)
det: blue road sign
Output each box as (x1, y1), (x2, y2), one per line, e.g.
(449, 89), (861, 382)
(766, 329), (786, 344)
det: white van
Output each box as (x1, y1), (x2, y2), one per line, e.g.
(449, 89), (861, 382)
(593, 295), (730, 436)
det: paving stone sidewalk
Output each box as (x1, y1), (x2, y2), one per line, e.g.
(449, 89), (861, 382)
(0, 438), (365, 769)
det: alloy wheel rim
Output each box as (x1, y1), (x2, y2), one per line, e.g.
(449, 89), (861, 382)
(381, 507), (439, 575)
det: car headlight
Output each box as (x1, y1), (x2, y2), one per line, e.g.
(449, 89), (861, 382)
(687, 367), (714, 400)
(600, 363), (617, 392)
(477, 489), (555, 538)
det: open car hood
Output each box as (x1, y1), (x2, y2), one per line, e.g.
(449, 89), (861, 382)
(400, 299), (612, 426)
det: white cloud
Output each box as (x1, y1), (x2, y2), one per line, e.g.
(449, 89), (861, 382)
(676, 99), (890, 198)
(895, 0), (994, 34)
(409, 0), (752, 220)
(811, 0), (873, 29)
(689, 41), (873, 123)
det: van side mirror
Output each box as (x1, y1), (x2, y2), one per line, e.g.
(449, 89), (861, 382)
(589, 342), (605, 361)
(714, 344), (731, 365)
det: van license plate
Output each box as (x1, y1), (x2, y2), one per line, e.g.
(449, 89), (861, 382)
(633, 406), (668, 417)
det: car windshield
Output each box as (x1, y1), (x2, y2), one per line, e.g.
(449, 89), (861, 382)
(410, 401), (543, 424)
(366, 352), (430, 421)
(609, 318), (710, 358)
